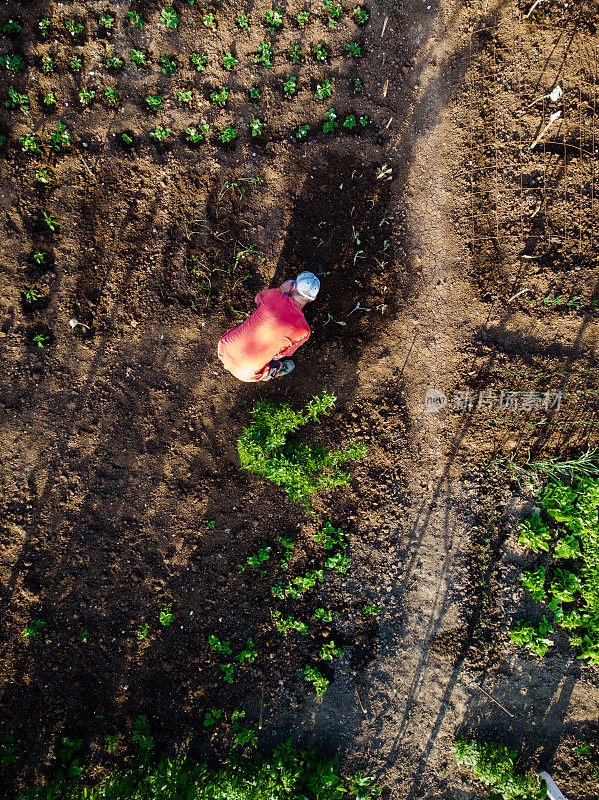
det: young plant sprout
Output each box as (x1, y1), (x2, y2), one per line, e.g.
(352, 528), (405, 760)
(347, 42), (362, 56)
(320, 640), (343, 660)
(65, 19), (84, 37)
(99, 12), (115, 30)
(323, 108), (338, 133)
(19, 133), (40, 153)
(303, 665), (329, 695)
(186, 123), (209, 142)
(23, 618), (46, 636)
(314, 607), (333, 622)
(359, 114), (368, 126)
(296, 10), (310, 27)
(39, 17), (51, 37)
(296, 124), (309, 139)
(6, 86), (30, 114)
(254, 41), (274, 68)
(41, 56), (54, 74)
(121, 132), (133, 144)
(24, 285), (42, 302)
(160, 7), (179, 28)
(283, 76), (297, 97)
(159, 54), (178, 74)
(249, 86), (261, 100)
(106, 50), (123, 69)
(79, 87), (95, 107)
(323, 0), (342, 27)
(43, 211), (59, 231)
(210, 86), (229, 106)
(250, 117), (264, 136)
(146, 93), (164, 111)
(35, 168), (52, 184)
(128, 10), (144, 28)
(0, 54), (25, 72)
(3, 18), (23, 35)
(33, 251), (48, 265)
(202, 13), (216, 28)
(203, 708), (222, 727)
(177, 89), (193, 104)
(50, 121), (71, 150)
(104, 87), (120, 105)
(159, 603), (173, 626)
(287, 42), (301, 62)
(362, 603), (381, 615)
(264, 8), (283, 32)
(354, 77), (363, 92)
(131, 48), (149, 68)
(219, 124), (237, 143)
(191, 52), (207, 72)
(352, 5), (370, 23)
(69, 56), (82, 71)
(221, 51), (239, 71)
(235, 13), (249, 30)
(313, 43), (328, 61)
(314, 79), (332, 100)
(343, 114), (357, 128)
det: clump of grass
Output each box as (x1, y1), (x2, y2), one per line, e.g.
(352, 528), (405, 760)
(453, 738), (544, 800)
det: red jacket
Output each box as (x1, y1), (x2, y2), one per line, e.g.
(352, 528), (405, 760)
(217, 288), (311, 382)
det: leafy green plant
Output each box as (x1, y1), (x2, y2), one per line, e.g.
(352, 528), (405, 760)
(19, 133), (40, 153)
(5, 85), (30, 113)
(202, 13), (216, 28)
(23, 618), (46, 637)
(131, 48), (150, 68)
(277, 535), (294, 569)
(136, 622), (148, 640)
(69, 56), (82, 72)
(51, 122), (71, 150)
(314, 607), (333, 622)
(43, 90), (57, 107)
(323, 107), (338, 133)
(3, 18), (23, 35)
(39, 17), (51, 37)
(24, 285), (42, 302)
(520, 567), (546, 600)
(509, 616), (553, 657)
(219, 124), (237, 143)
(303, 664), (329, 695)
(222, 51), (238, 71)
(264, 8), (283, 32)
(160, 7), (179, 28)
(78, 627), (89, 644)
(186, 123), (209, 142)
(99, 12), (115, 30)
(160, 54), (178, 74)
(177, 89), (193, 104)
(104, 733), (119, 754)
(250, 117), (264, 137)
(296, 10), (310, 27)
(33, 250), (48, 264)
(313, 43), (328, 61)
(453, 738), (545, 800)
(159, 603), (173, 626)
(347, 42), (362, 56)
(0, 53), (25, 72)
(323, 0), (342, 27)
(106, 50), (123, 69)
(132, 715), (154, 757)
(271, 610), (308, 636)
(343, 115), (357, 129)
(210, 86), (229, 106)
(203, 708), (222, 727)
(320, 641), (343, 661)
(326, 552), (350, 574)
(220, 662), (236, 683)
(41, 55), (54, 74)
(43, 211), (59, 231)
(237, 391), (365, 509)
(518, 511), (551, 552)
(314, 80), (332, 100)
(191, 52), (208, 72)
(352, 5), (370, 23)
(283, 76), (297, 97)
(233, 727), (257, 748)
(296, 124), (309, 139)
(79, 87), (95, 107)
(354, 78), (363, 92)
(104, 87), (120, 105)
(33, 333), (50, 348)
(35, 168), (52, 184)
(254, 41), (274, 68)
(58, 736), (83, 779)
(235, 637), (257, 664)
(121, 132), (133, 145)
(249, 86), (261, 100)
(272, 570), (324, 600)
(65, 19), (84, 37)
(239, 546), (271, 571)
(146, 93), (164, 111)
(235, 13), (249, 30)
(208, 634), (232, 655)
(287, 42), (302, 63)
(314, 522), (347, 550)
(0, 734), (20, 767)
(128, 10), (144, 28)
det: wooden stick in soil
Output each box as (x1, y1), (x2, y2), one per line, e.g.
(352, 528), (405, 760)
(524, 0), (548, 19)
(381, 15), (389, 37)
(461, 679), (514, 717)
(258, 682), (265, 729)
(530, 110), (561, 150)
(355, 685), (367, 715)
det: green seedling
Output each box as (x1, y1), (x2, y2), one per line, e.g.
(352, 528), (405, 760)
(43, 90), (57, 107)
(203, 708), (222, 727)
(520, 566), (546, 601)
(235, 637), (257, 663)
(276, 535), (294, 569)
(254, 41), (274, 68)
(39, 17), (51, 37)
(24, 285), (42, 302)
(41, 56), (54, 74)
(314, 521), (347, 549)
(234, 727), (257, 747)
(287, 42), (301, 62)
(43, 211), (59, 231)
(69, 56), (82, 72)
(160, 7), (179, 28)
(33, 250), (48, 264)
(132, 715), (154, 755)
(264, 8), (283, 32)
(51, 122), (71, 150)
(1, 735), (21, 766)
(362, 603), (380, 615)
(249, 86), (261, 100)
(104, 88), (120, 105)
(343, 114), (357, 128)
(518, 511), (551, 552)
(159, 603), (173, 626)
(33, 333), (50, 348)
(35, 168), (52, 184)
(6, 86), (30, 113)
(323, 0), (342, 27)
(320, 640), (343, 660)
(79, 87), (95, 107)
(272, 570), (324, 600)
(352, 5), (370, 23)
(453, 738), (544, 800)
(202, 13), (216, 28)
(271, 610), (308, 636)
(239, 546), (271, 571)
(509, 616), (553, 657)
(191, 52), (207, 72)
(177, 90), (193, 105)
(208, 635), (232, 655)
(554, 534), (581, 559)
(296, 124), (309, 139)
(78, 627), (89, 643)
(3, 18), (23, 35)
(283, 76), (297, 97)
(231, 709), (245, 727)
(326, 552), (350, 573)
(296, 10), (310, 27)
(250, 117), (264, 137)
(314, 607), (333, 622)
(347, 42), (362, 56)
(58, 736), (83, 779)
(104, 734), (119, 754)
(23, 618), (46, 637)
(19, 133), (40, 153)
(131, 48), (149, 68)
(186, 123), (209, 142)
(99, 12), (115, 30)
(207, 520), (216, 529)
(313, 43), (328, 61)
(146, 93), (164, 111)
(323, 107), (338, 133)
(128, 11), (144, 28)
(235, 13), (249, 30)
(136, 622), (148, 640)
(0, 54), (25, 72)
(222, 51), (238, 71)
(303, 664), (329, 695)
(219, 125), (237, 143)
(159, 54), (178, 74)
(210, 86), (229, 106)
(314, 80), (332, 100)
(220, 662), (235, 683)
(65, 19), (84, 37)
(359, 115), (369, 126)
(354, 78), (363, 92)
(106, 51), (123, 70)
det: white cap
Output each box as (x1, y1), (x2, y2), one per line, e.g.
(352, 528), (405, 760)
(295, 271), (320, 301)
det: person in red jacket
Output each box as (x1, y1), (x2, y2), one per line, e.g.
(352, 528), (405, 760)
(217, 271), (320, 382)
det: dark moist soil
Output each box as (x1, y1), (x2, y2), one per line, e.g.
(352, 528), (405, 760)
(1, 0), (599, 797)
